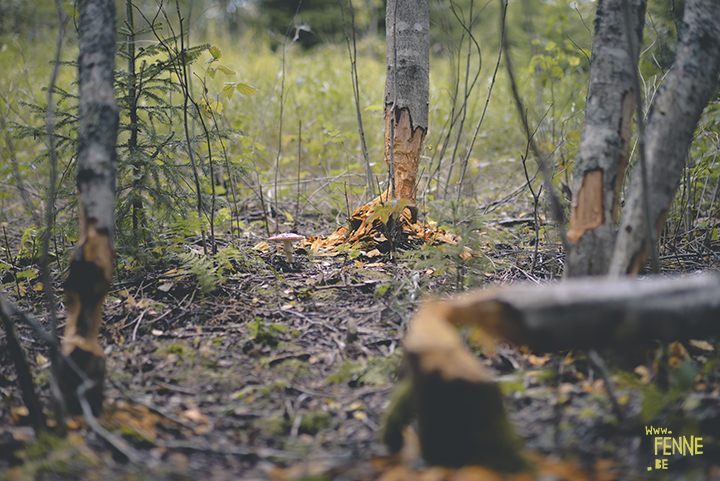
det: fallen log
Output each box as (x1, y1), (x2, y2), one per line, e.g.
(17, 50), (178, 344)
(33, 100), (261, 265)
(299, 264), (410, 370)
(383, 273), (720, 468)
(441, 273), (720, 352)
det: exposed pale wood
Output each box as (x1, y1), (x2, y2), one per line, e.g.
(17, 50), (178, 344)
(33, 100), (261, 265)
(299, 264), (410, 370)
(567, 169), (604, 243)
(565, 0), (646, 277)
(442, 273), (720, 353)
(610, 0), (720, 275)
(60, 0), (118, 414)
(383, 305), (528, 469)
(383, 107), (426, 203)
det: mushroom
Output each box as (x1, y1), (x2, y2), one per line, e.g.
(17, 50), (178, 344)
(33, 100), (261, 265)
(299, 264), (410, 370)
(268, 233), (304, 262)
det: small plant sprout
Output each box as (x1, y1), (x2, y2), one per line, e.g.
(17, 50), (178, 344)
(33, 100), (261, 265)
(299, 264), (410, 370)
(268, 233), (304, 262)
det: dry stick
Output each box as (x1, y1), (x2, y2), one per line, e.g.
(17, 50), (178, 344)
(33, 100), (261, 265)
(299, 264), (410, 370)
(43, 0), (69, 430)
(0, 296), (46, 433)
(274, 43), (287, 235)
(1, 114), (38, 222)
(424, 11), (471, 196)
(522, 147), (541, 274)
(427, 0), (488, 197)
(456, 0), (507, 203)
(1, 294), (139, 461)
(621, 0), (660, 274)
(340, 0), (375, 198)
(443, 0), (475, 200)
(503, 0), (568, 249)
(295, 119), (302, 229)
(176, 0), (217, 254)
(126, 0), (142, 239)
(272, 2), (303, 233)
(149, 2), (207, 255)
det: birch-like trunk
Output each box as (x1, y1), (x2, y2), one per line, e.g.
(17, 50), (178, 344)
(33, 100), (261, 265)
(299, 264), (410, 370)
(610, 0), (720, 275)
(381, 0), (429, 203)
(565, 0), (646, 277)
(60, 0), (118, 414)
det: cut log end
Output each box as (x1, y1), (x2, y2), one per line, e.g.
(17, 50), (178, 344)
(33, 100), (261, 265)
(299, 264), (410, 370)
(387, 307), (529, 471)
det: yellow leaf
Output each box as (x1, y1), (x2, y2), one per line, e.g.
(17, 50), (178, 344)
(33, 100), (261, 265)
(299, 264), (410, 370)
(217, 65), (235, 76)
(689, 339), (714, 351)
(34, 282), (44, 291)
(222, 84), (235, 99)
(234, 82), (258, 96)
(209, 46), (221, 59)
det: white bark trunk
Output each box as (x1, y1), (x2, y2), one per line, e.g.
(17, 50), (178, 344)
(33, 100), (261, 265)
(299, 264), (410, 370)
(610, 0), (720, 275)
(384, 0), (429, 130)
(382, 0), (429, 202)
(565, 0), (646, 277)
(60, 0), (118, 414)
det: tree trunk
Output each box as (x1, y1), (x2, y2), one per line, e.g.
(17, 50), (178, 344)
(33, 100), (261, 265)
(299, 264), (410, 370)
(381, 0), (429, 204)
(433, 273), (720, 353)
(60, 0), (118, 414)
(565, 0), (646, 277)
(609, 0), (720, 275)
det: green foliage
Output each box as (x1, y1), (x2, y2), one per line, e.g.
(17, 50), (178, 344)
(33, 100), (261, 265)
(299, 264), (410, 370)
(178, 251), (221, 294)
(324, 352), (401, 386)
(248, 316), (289, 347)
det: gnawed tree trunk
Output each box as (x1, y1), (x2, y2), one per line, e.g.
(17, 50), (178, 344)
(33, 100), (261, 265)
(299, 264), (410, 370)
(440, 273), (720, 353)
(380, 0), (429, 205)
(347, 0), (428, 225)
(60, 0), (119, 414)
(319, 0), (431, 250)
(609, 0), (720, 275)
(382, 305), (528, 470)
(565, 0), (646, 277)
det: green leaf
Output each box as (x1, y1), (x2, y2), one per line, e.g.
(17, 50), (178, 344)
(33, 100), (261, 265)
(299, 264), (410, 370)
(545, 41), (557, 51)
(568, 56), (580, 67)
(209, 46), (222, 59)
(16, 270), (37, 280)
(222, 84), (236, 99)
(61, 2), (79, 18)
(208, 67), (217, 79)
(234, 83), (258, 96)
(217, 65), (236, 76)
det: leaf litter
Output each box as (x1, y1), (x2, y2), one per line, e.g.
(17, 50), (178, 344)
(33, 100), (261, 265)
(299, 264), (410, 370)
(2, 211), (720, 480)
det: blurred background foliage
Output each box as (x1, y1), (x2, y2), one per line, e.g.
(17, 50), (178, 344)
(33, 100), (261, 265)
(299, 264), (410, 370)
(0, 0), (717, 273)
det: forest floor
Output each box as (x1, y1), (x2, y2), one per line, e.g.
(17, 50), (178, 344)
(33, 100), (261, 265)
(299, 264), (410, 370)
(2, 204), (720, 481)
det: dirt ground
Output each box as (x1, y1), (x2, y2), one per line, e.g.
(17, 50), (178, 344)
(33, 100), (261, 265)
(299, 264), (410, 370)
(2, 209), (720, 480)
